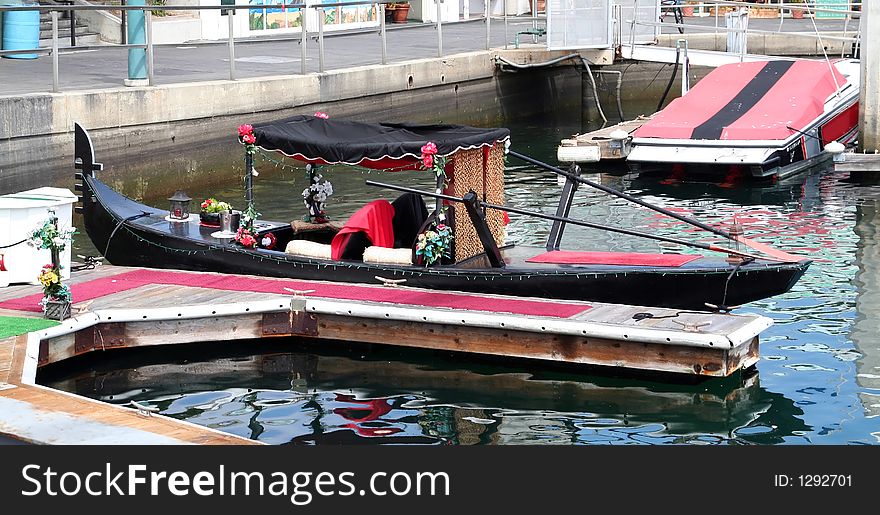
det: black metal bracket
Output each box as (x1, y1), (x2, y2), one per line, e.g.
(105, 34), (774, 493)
(546, 163), (580, 251)
(462, 190), (504, 268)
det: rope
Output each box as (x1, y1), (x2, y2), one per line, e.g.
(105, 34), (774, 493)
(104, 211), (151, 259)
(0, 238), (28, 249)
(720, 257), (754, 309)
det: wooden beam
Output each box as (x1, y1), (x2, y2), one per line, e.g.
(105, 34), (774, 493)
(38, 312), (754, 377)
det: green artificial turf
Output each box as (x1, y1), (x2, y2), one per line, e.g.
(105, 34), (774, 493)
(0, 316), (59, 339)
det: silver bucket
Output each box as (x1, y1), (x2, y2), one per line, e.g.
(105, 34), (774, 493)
(220, 210), (241, 233)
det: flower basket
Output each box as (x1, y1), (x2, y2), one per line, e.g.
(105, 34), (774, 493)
(199, 198), (232, 226)
(44, 299), (71, 321)
(199, 211), (221, 226)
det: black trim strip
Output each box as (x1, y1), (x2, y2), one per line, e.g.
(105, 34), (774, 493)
(692, 61), (796, 140)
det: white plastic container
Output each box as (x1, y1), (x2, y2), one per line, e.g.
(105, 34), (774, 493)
(0, 187), (78, 286)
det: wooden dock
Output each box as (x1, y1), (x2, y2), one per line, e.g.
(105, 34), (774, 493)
(833, 151), (880, 172)
(0, 264), (772, 444)
(558, 116), (652, 163)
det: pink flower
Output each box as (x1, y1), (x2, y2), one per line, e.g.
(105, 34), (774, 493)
(422, 154), (433, 169)
(237, 124), (253, 137)
(242, 133), (256, 144)
(436, 224), (447, 231)
(314, 112), (329, 119)
(420, 142), (438, 156)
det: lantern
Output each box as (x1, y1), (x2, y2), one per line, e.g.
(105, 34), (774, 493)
(167, 190), (192, 221)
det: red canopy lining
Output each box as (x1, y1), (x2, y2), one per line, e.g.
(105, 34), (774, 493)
(259, 140), (507, 172)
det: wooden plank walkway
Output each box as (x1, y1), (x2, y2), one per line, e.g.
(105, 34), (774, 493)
(0, 263), (773, 444)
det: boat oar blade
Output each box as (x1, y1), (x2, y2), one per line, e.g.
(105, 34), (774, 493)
(733, 235), (805, 263)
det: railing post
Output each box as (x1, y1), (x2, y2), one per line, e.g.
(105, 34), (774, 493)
(228, 9), (236, 81)
(318, 7), (325, 72)
(121, 0), (127, 45)
(436, 0), (443, 57)
(380, 3), (387, 65)
(52, 11), (60, 92)
(69, 5), (75, 47)
(485, 0), (490, 50)
(145, 10), (154, 86)
(503, 9), (508, 49)
(301, 5), (308, 74)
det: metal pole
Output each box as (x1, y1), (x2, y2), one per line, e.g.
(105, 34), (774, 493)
(145, 10), (154, 86)
(485, 0), (490, 50)
(318, 7), (325, 72)
(121, 0), (127, 45)
(679, 38), (689, 96)
(504, 9), (508, 49)
(228, 10), (235, 81)
(69, 6), (75, 47)
(380, 3), (387, 65)
(52, 11), (60, 93)
(436, 0), (442, 57)
(301, 6), (307, 74)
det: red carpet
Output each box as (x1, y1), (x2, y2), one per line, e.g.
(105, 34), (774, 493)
(0, 269), (590, 318)
(526, 250), (701, 267)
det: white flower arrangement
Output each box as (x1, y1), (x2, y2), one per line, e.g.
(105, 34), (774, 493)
(302, 174), (334, 204)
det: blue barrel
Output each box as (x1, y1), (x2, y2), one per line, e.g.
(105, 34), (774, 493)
(2, 7), (40, 60)
(127, 0), (147, 80)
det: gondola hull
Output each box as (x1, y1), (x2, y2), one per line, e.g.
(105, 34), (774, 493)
(79, 174), (809, 310)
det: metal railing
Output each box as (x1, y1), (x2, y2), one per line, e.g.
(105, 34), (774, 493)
(0, 1), (863, 94)
(631, 1), (862, 59)
(0, 1), (550, 93)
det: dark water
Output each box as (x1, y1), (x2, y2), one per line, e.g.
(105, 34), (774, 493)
(40, 89), (880, 445)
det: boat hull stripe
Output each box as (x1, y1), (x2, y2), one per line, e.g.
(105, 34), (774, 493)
(691, 61), (795, 140)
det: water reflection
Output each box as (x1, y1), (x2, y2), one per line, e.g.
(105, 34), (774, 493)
(852, 194), (880, 422)
(40, 342), (809, 445)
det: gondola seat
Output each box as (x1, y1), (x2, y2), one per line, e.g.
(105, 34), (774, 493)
(284, 239), (332, 259)
(363, 246), (413, 265)
(330, 199), (396, 260)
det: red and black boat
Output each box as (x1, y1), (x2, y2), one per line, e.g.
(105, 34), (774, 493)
(75, 116), (810, 310)
(628, 58), (859, 180)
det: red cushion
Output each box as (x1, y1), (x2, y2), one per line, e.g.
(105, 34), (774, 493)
(526, 250), (700, 267)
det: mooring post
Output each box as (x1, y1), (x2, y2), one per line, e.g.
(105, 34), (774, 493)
(860, 3), (879, 152)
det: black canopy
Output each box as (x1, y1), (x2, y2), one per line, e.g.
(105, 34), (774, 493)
(252, 115), (510, 167)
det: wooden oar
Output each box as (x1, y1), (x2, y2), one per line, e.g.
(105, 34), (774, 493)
(507, 150), (804, 262)
(508, 150), (734, 239)
(365, 180), (782, 263)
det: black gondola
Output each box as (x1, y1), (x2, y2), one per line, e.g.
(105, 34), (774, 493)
(74, 117), (810, 310)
